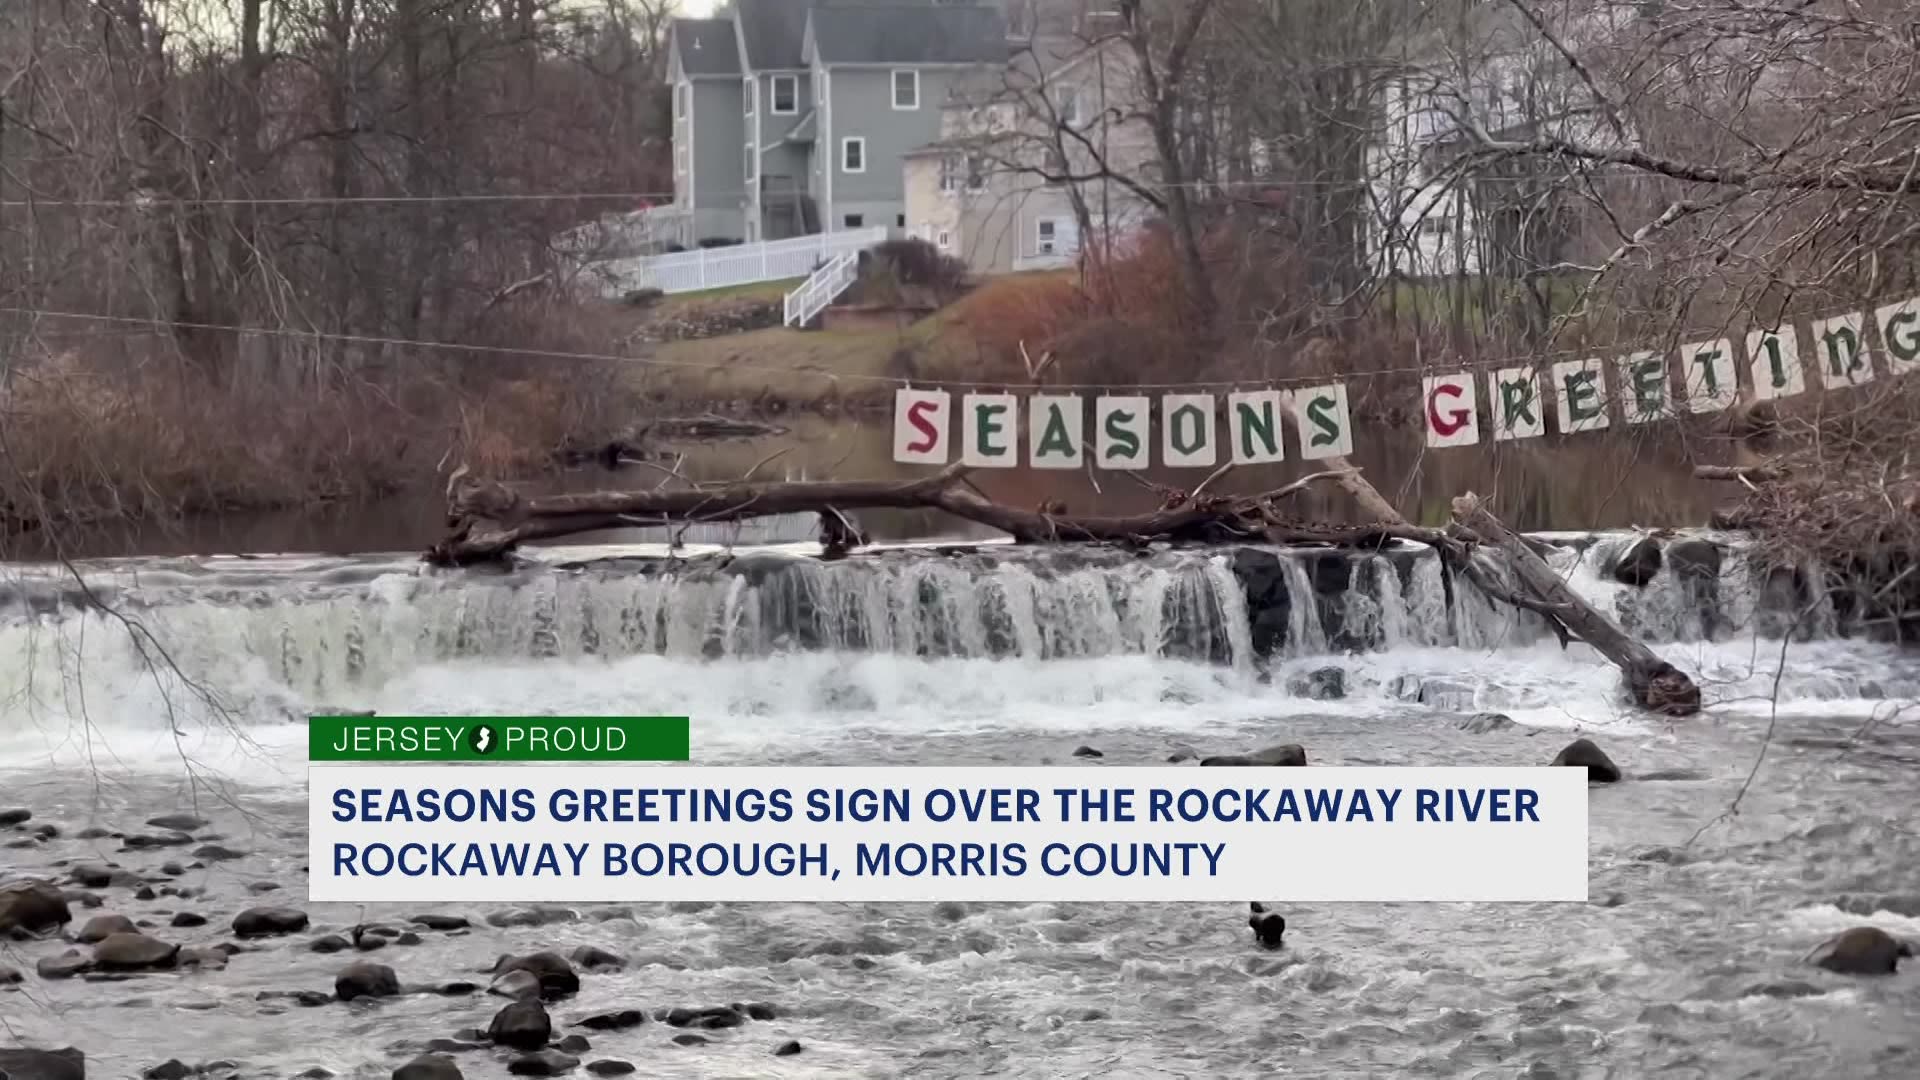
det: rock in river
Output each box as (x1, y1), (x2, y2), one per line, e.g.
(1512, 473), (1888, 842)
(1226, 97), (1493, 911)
(489, 969), (542, 1001)
(576, 1009), (645, 1031)
(0, 880), (71, 935)
(393, 1054), (465, 1080)
(586, 1062), (636, 1077)
(1551, 738), (1621, 783)
(567, 944), (624, 971)
(489, 999), (553, 1050)
(92, 932), (179, 970)
(335, 961), (400, 1001)
(493, 951), (580, 997)
(146, 814), (208, 832)
(508, 1050), (581, 1076)
(0, 1047), (85, 1080)
(1810, 926), (1912, 975)
(0, 808), (29, 827)
(774, 1040), (804, 1057)
(1201, 743), (1307, 767)
(77, 913), (137, 943)
(310, 934), (351, 954)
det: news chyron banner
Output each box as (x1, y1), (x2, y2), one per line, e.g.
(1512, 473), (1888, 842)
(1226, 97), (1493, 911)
(308, 715), (1591, 903)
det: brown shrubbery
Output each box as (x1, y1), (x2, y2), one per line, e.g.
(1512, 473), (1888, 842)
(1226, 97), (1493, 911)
(0, 303), (633, 539)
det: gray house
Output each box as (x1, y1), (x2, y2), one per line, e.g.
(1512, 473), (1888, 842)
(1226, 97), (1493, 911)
(667, 0), (1010, 246)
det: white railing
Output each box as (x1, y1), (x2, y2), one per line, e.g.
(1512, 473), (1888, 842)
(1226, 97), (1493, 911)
(582, 226), (888, 297)
(783, 251), (860, 327)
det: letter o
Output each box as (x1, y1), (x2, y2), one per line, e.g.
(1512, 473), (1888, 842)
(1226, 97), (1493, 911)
(924, 790), (956, 822)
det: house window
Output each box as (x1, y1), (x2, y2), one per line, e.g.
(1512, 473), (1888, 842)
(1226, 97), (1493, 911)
(1044, 146), (1067, 186)
(892, 69), (919, 110)
(845, 213), (864, 227)
(675, 83), (688, 120)
(676, 143), (688, 174)
(939, 155), (960, 192)
(936, 229), (951, 249)
(897, 213), (905, 227)
(744, 77), (754, 115)
(965, 155), (986, 192)
(842, 136), (865, 173)
(1037, 218), (1059, 255)
(745, 143), (755, 182)
(772, 75), (798, 114)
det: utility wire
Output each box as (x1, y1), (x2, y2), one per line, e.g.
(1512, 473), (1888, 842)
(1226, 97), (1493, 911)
(0, 304), (1862, 393)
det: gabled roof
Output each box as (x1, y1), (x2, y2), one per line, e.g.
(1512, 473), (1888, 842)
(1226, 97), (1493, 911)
(735, 0), (811, 71)
(671, 18), (741, 77)
(805, 5), (1009, 66)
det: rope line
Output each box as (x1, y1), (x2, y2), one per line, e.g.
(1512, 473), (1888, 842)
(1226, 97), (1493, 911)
(0, 303), (1865, 393)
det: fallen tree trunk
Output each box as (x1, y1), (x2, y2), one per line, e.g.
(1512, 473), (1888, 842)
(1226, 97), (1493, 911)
(1451, 493), (1702, 716)
(427, 463), (1443, 566)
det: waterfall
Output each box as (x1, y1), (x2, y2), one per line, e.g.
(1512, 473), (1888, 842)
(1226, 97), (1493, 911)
(0, 531), (1871, 712)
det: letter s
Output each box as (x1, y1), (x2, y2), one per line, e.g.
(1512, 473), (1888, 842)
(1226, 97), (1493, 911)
(906, 400), (940, 454)
(332, 788), (356, 822)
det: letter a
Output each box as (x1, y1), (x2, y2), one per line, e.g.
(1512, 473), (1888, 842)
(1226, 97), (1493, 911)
(1028, 394), (1083, 469)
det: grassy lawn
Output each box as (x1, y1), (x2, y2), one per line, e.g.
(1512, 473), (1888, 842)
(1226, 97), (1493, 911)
(638, 303), (979, 409)
(654, 277), (805, 310)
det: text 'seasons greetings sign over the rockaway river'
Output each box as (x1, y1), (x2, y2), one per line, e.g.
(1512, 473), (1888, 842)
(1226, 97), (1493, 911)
(309, 765), (1590, 904)
(890, 294), (1920, 467)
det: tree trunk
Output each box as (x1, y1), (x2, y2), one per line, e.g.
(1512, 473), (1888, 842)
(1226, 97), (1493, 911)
(1451, 493), (1702, 716)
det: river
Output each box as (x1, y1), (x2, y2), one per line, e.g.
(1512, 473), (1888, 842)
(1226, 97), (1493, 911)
(1, 425), (1917, 1079)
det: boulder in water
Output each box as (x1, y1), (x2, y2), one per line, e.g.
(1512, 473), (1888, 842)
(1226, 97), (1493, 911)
(508, 1050), (581, 1076)
(1287, 666), (1346, 701)
(1551, 738), (1621, 782)
(0, 808), (30, 827)
(1248, 902), (1285, 950)
(92, 932), (178, 970)
(77, 913), (137, 943)
(1666, 538), (1721, 584)
(146, 814), (207, 832)
(576, 1009), (645, 1031)
(493, 951), (579, 998)
(0, 964), (20, 985)
(1607, 536), (1663, 587)
(409, 913), (470, 931)
(489, 969), (542, 1001)
(671, 1034), (709, 1047)
(1458, 712), (1516, 734)
(587, 1062), (637, 1076)
(191, 844), (245, 862)
(232, 906), (309, 937)
(393, 1054), (465, 1080)
(1201, 744), (1306, 767)
(335, 960), (400, 1001)
(489, 999), (553, 1050)
(144, 1060), (192, 1079)
(36, 950), (91, 979)
(556, 1034), (591, 1053)
(567, 944), (624, 971)
(774, 1040), (803, 1057)
(0, 1047), (85, 1080)
(1810, 926), (1912, 975)
(309, 934), (350, 954)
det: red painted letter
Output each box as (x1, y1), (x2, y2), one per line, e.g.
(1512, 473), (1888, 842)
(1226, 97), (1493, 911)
(906, 400), (941, 454)
(1427, 383), (1471, 436)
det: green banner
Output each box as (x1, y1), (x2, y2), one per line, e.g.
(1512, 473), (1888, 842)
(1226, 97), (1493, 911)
(309, 715), (690, 762)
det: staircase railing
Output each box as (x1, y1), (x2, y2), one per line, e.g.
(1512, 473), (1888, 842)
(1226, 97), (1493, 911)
(783, 251), (860, 328)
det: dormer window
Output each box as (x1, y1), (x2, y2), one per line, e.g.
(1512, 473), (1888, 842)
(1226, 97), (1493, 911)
(892, 69), (920, 110)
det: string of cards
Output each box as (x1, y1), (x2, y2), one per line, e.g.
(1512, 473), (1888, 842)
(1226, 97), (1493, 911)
(892, 296), (1920, 468)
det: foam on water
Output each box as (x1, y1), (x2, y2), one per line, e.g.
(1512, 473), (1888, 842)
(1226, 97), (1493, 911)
(0, 530), (1910, 777)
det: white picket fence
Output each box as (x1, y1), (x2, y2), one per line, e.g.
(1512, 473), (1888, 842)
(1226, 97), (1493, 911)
(580, 226), (889, 297)
(783, 252), (860, 327)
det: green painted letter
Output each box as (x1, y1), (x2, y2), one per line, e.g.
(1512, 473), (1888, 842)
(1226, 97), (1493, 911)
(1306, 394), (1342, 447)
(1170, 404), (1207, 455)
(1103, 410), (1139, 460)
(1499, 378), (1537, 427)
(1037, 404), (1076, 457)
(975, 403), (1009, 458)
(1564, 372), (1602, 422)
(1235, 402), (1278, 458)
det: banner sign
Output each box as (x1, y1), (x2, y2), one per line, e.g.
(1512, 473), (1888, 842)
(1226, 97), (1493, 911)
(893, 297), (1920, 466)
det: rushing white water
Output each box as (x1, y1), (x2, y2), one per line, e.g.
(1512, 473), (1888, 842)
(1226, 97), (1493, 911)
(0, 531), (1908, 770)
(3, 532), (1920, 1079)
